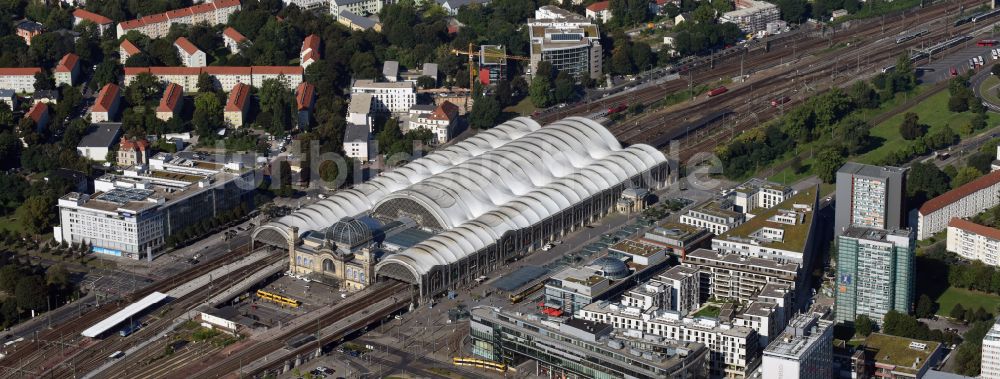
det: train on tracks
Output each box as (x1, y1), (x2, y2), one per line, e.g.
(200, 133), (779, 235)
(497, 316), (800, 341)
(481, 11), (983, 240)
(707, 86), (728, 97)
(896, 28), (929, 44)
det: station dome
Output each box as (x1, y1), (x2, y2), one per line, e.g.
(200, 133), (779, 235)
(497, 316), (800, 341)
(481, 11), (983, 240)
(325, 217), (372, 247)
(592, 257), (630, 280)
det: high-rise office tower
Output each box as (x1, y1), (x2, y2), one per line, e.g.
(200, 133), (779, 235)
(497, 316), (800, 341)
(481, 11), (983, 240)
(834, 227), (915, 324)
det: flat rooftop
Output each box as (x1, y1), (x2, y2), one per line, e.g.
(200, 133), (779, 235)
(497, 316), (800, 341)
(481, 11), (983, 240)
(684, 248), (799, 276)
(688, 200), (741, 219)
(765, 314), (832, 359)
(609, 239), (662, 258)
(717, 186), (817, 252)
(863, 333), (940, 375)
(646, 222), (706, 241)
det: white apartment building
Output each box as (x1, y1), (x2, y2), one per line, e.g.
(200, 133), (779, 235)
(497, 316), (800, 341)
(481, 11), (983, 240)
(330, 0), (385, 17)
(652, 265), (699, 316)
(680, 200), (745, 235)
(580, 301), (761, 379)
(91, 83), (121, 123)
(222, 27), (248, 54)
(682, 248), (802, 309)
(712, 187), (819, 265)
(528, 6), (603, 79)
(761, 313), (834, 379)
(917, 170), (1000, 240)
(54, 153), (255, 260)
(948, 218), (1000, 266)
(300, 34), (320, 69)
(124, 66), (303, 92)
(54, 53), (80, 87)
(0, 68), (41, 93)
(348, 93), (374, 129)
(983, 317), (1000, 379)
(174, 37), (206, 67)
(992, 144), (999, 172)
(350, 79), (416, 114)
(116, 0), (241, 39)
(344, 124), (374, 161)
(720, 0), (780, 34)
(407, 101), (459, 145)
(284, 0), (327, 10)
(120, 39), (140, 64)
(729, 178), (793, 214)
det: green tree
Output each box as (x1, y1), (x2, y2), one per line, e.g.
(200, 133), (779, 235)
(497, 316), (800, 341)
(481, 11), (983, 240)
(855, 314), (874, 337)
(610, 47), (635, 75)
(529, 72), (553, 108)
(610, 0), (651, 25)
(258, 77), (295, 136)
(951, 303), (966, 320)
(949, 90), (971, 112)
(0, 266), (21, 294)
(197, 72), (215, 93)
(915, 294), (935, 319)
(124, 72), (164, 106)
(15, 195), (55, 235)
(899, 112), (927, 140)
(553, 71), (576, 103)
(193, 92), (224, 138)
(952, 167), (982, 188)
(968, 152), (995, 173)
(468, 95), (501, 130)
(907, 162), (951, 201)
(814, 148), (846, 183)
(14, 276), (46, 312)
(33, 71), (55, 92)
(45, 264), (69, 289)
(416, 76), (437, 89)
(91, 61), (120, 91)
(834, 117), (871, 155)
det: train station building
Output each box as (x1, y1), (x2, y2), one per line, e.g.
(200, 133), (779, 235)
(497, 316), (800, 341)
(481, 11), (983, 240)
(253, 117), (673, 300)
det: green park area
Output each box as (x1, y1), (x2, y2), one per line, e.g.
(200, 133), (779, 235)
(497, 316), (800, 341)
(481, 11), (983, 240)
(934, 287), (1000, 317)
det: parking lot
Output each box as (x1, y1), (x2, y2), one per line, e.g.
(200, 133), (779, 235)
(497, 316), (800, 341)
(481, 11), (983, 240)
(919, 42), (999, 84)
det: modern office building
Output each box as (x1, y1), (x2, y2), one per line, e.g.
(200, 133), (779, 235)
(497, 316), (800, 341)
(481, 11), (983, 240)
(253, 117), (672, 301)
(350, 79), (416, 114)
(835, 227), (915, 324)
(347, 93), (374, 128)
(55, 153), (256, 260)
(712, 187), (820, 265)
(543, 252), (669, 314)
(947, 218), (1000, 266)
(982, 318), (1000, 379)
(641, 221), (712, 259)
(470, 307), (709, 378)
(761, 313), (834, 379)
(917, 170), (1000, 240)
(835, 162), (906, 236)
(579, 301), (760, 379)
(0, 67), (41, 93)
(680, 200), (745, 235)
(116, 0), (241, 39)
(528, 6), (603, 79)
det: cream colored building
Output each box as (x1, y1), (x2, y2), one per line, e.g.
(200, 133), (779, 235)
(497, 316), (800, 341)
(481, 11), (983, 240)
(947, 218), (1000, 266)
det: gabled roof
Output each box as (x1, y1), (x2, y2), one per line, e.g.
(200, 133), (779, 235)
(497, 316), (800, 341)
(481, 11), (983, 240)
(296, 82), (315, 111)
(118, 0), (242, 31)
(55, 53), (79, 73)
(16, 20), (44, 32)
(426, 101), (458, 121)
(301, 34), (320, 55)
(26, 102), (47, 123)
(157, 83), (183, 113)
(338, 10), (378, 30)
(174, 37), (201, 55)
(119, 137), (150, 152)
(0, 67), (42, 76)
(920, 170), (1000, 215)
(586, 1), (609, 11)
(251, 66), (303, 75)
(120, 39), (141, 55)
(223, 27), (247, 43)
(949, 218), (1000, 240)
(225, 83), (250, 112)
(73, 9), (113, 25)
(93, 83), (120, 113)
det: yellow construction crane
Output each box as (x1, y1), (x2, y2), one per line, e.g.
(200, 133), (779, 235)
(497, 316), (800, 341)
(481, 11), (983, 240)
(451, 43), (529, 109)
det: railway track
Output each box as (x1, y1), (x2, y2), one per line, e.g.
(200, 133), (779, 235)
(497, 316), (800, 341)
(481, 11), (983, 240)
(37, 252), (285, 379)
(161, 281), (411, 379)
(0, 243), (261, 378)
(607, 0), (986, 161)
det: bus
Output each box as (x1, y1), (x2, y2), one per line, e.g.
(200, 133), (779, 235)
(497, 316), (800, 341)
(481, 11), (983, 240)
(453, 357), (507, 372)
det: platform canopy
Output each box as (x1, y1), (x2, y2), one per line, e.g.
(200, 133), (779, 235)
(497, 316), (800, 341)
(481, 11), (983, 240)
(81, 291), (169, 338)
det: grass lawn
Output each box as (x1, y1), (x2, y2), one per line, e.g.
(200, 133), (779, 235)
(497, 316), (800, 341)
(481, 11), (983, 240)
(857, 89), (1000, 164)
(505, 97), (537, 116)
(981, 75), (1000, 106)
(934, 287), (1000, 317)
(693, 305), (721, 318)
(0, 215), (23, 233)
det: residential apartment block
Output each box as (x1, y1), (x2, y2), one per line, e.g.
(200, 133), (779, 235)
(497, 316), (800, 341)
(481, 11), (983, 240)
(174, 37), (206, 67)
(835, 162), (907, 235)
(407, 100), (459, 144)
(343, 124), (373, 161)
(762, 313), (834, 379)
(653, 265), (700, 316)
(73, 9), (114, 34)
(55, 153), (255, 260)
(124, 66), (303, 92)
(579, 301), (760, 379)
(295, 82), (316, 129)
(116, 0), (241, 39)
(300, 34), (320, 69)
(917, 170), (1000, 240)
(350, 79), (416, 113)
(682, 248), (801, 309)
(224, 83), (251, 127)
(222, 27), (249, 54)
(156, 83), (183, 121)
(329, 0), (386, 18)
(712, 186), (819, 265)
(835, 227), (915, 324)
(0, 67), (41, 93)
(720, 0), (780, 34)
(947, 218), (1000, 266)
(54, 53), (80, 87)
(470, 307), (709, 378)
(91, 83), (121, 123)
(120, 39), (141, 64)
(982, 317), (1000, 379)
(679, 200), (745, 235)
(528, 6), (603, 79)
(728, 178), (793, 214)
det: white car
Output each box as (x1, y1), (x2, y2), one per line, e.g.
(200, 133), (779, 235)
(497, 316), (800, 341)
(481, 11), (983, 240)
(541, 243), (555, 251)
